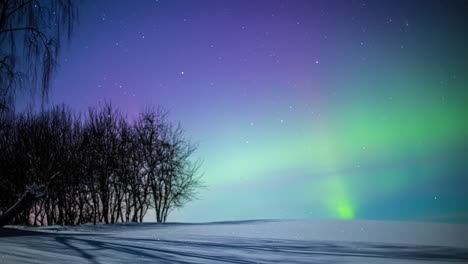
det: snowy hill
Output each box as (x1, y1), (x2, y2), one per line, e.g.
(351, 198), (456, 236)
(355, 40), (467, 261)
(1, 219), (468, 263)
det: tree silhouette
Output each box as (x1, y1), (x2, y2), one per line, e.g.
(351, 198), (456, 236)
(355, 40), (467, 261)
(0, 104), (203, 226)
(0, 0), (77, 111)
(135, 108), (203, 223)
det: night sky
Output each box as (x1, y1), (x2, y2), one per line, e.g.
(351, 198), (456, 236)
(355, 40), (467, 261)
(20, 0), (468, 222)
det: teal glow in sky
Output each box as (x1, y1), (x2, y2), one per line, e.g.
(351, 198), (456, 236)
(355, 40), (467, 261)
(23, 0), (468, 222)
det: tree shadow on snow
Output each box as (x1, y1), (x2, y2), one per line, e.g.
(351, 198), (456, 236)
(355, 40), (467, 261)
(2, 227), (468, 263)
(120, 236), (468, 263)
(50, 235), (468, 264)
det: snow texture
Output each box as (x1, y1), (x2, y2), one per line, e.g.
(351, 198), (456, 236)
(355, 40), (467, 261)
(1, 219), (468, 263)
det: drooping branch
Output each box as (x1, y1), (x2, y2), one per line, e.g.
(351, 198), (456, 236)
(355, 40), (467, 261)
(0, 0), (77, 110)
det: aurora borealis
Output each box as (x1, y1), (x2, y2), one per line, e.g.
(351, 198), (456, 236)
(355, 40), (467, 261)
(20, 0), (468, 222)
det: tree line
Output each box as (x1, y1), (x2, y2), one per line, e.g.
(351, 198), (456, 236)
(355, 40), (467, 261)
(0, 103), (202, 226)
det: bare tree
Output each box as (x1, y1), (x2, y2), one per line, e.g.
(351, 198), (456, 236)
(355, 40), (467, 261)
(0, 0), (77, 111)
(84, 103), (121, 224)
(159, 124), (202, 222)
(135, 108), (202, 223)
(134, 107), (167, 222)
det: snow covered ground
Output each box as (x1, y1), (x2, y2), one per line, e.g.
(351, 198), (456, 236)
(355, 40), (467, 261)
(1, 219), (468, 263)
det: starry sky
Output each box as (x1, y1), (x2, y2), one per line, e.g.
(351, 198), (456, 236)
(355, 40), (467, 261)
(22, 0), (468, 222)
